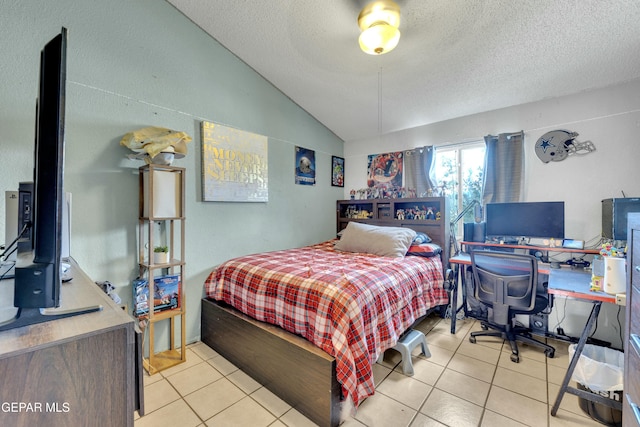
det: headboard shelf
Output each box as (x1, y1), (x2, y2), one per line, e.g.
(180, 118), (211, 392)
(337, 197), (450, 267)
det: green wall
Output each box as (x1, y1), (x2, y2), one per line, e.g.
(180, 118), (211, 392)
(0, 0), (344, 344)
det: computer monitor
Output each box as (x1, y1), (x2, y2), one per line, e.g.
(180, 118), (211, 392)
(485, 201), (565, 241)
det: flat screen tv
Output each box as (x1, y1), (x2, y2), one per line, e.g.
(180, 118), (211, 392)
(485, 201), (565, 241)
(13, 27), (67, 311)
(0, 27), (100, 331)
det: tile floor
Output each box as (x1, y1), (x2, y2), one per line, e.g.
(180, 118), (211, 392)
(134, 314), (609, 427)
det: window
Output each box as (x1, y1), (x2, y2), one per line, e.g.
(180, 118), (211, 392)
(434, 142), (485, 236)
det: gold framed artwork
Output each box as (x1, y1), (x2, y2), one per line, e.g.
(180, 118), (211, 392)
(201, 121), (268, 202)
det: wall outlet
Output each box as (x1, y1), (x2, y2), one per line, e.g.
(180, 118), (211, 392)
(615, 293), (626, 306)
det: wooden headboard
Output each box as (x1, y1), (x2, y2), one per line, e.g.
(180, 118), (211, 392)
(336, 197), (450, 268)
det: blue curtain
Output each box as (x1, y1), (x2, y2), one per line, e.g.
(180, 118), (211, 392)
(482, 132), (524, 204)
(405, 146), (436, 196)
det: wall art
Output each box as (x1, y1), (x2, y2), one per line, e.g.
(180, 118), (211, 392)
(295, 146), (316, 186)
(201, 120), (268, 202)
(331, 156), (344, 187)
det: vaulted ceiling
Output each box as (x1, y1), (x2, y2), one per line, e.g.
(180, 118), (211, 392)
(168, 0), (640, 142)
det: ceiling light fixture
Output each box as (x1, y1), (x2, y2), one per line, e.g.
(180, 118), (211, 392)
(357, 0), (401, 55)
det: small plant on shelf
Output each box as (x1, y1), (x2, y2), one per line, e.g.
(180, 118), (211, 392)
(153, 246), (169, 264)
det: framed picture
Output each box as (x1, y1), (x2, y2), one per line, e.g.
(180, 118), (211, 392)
(295, 146), (316, 186)
(331, 156), (344, 187)
(367, 151), (403, 189)
(201, 120), (268, 202)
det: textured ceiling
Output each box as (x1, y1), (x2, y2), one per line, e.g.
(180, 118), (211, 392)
(168, 0), (640, 142)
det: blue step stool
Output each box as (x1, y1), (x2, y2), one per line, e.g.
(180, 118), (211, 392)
(388, 329), (430, 376)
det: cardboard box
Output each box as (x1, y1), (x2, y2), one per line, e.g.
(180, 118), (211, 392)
(133, 274), (180, 317)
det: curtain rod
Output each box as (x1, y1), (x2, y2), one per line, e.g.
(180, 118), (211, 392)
(406, 130), (522, 154)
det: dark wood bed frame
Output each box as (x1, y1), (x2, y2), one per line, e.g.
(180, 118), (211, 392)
(201, 197), (449, 427)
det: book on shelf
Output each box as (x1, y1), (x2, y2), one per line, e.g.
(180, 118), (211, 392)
(133, 274), (180, 317)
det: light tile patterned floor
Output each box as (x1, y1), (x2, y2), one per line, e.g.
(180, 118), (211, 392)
(134, 314), (608, 427)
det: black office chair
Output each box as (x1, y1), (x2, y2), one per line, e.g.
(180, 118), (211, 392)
(468, 250), (555, 363)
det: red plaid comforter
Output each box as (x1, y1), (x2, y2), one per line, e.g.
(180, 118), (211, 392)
(204, 240), (447, 407)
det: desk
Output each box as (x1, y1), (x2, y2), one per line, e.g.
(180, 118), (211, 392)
(448, 250), (622, 417)
(449, 240), (601, 333)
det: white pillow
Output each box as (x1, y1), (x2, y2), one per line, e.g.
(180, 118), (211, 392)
(334, 222), (417, 257)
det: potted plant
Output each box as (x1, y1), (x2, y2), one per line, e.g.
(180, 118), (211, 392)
(153, 245), (169, 264)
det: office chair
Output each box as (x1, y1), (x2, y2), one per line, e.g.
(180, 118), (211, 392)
(468, 250), (555, 363)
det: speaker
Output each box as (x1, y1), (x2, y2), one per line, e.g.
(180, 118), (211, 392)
(602, 198), (640, 240)
(473, 222), (486, 242)
(463, 223), (475, 242)
(463, 222), (486, 243)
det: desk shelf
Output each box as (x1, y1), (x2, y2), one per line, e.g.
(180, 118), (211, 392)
(460, 241), (600, 254)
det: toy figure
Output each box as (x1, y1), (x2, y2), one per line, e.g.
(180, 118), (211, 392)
(426, 206), (434, 220)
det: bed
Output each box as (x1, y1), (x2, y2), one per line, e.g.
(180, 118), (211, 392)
(201, 197), (450, 426)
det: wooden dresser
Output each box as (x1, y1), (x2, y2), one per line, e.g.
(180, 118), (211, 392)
(0, 260), (141, 427)
(625, 213), (640, 426)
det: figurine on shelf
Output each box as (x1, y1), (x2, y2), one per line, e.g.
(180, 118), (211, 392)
(396, 209), (405, 220)
(350, 189), (356, 200)
(426, 206), (434, 220)
(412, 206), (424, 220)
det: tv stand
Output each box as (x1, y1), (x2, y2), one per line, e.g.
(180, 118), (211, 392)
(0, 259), (142, 426)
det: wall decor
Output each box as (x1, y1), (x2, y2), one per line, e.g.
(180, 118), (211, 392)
(367, 151), (403, 189)
(331, 156), (344, 187)
(534, 129), (596, 163)
(201, 120), (268, 202)
(295, 146), (316, 186)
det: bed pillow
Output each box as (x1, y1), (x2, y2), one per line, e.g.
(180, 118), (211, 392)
(413, 232), (432, 244)
(334, 222), (416, 257)
(406, 243), (442, 258)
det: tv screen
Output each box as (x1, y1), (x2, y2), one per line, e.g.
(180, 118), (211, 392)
(485, 201), (565, 240)
(13, 28), (67, 310)
(0, 28), (103, 332)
